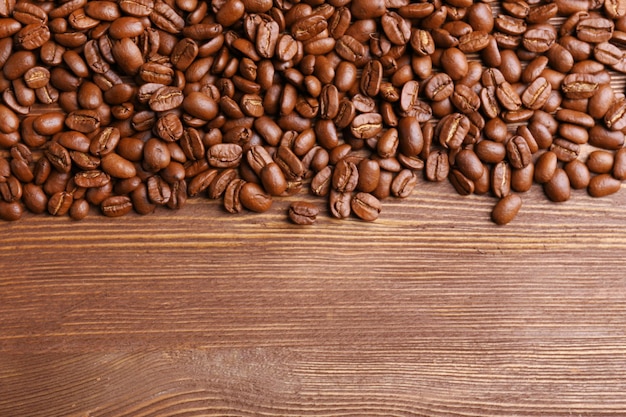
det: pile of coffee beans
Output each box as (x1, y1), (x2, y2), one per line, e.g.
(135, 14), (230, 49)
(0, 0), (626, 225)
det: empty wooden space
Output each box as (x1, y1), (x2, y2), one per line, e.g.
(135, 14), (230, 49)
(2, 179), (626, 416)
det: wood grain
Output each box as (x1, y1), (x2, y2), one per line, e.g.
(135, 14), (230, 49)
(2, 178), (626, 416)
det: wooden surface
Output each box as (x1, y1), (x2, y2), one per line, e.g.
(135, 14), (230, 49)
(2, 178), (626, 416)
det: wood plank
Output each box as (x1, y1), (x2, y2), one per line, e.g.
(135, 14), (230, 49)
(2, 179), (626, 415)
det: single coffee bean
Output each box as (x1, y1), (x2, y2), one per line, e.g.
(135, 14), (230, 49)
(491, 161), (511, 198)
(506, 136), (532, 169)
(550, 138), (580, 162)
(207, 143), (243, 168)
(0, 200), (22, 221)
(260, 162), (287, 195)
(534, 151), (558, 184)
(564, 159), (591, 189)
(101, 153), (136, 179)
(350, 113), (383, 140)
(586, 150), (615, 174)
(48, 190), (73, 216)
(438, 113), (470, 150)
(100, 195), (132, 217)
(449, 169), (475, 196)
(22, 183), (48, 214)
(475, 140), (506, 164)
(588, 173), (621, 197)
(239, 182), (272, 212)
(511, 163), (534, 193)
(288, 201), (319, 225)
(332, 159), (359, 193)
(454, 149), (483, 182)
(491, 194), (522, 225)
(544, 168), (571, 202)
(351, 192), (381, 221)
(391, 169), (417, 198)
(74, 170), (111, 188)
(604, 97), (626, 131)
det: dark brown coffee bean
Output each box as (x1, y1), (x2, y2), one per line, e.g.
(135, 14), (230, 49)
(588, 173), (621, 197)
(511, 163), (534, 193)
(543, 168), (571, 202)
(550, 138), (580, 162)
(48, 190), (73, 216)
(586, 150), (615, 174)
(523, 24), (556, 52)
(506, 136), (532, 169)
(101, 153), (136, 179)
(449, 169), (475, 196)
(475, 140), (506, 164)
(207, 144), (243, 168)
(350, 113), (383, 140)
(332, 159), (359, 193)
(451, 84), (480, 114)
(0, 200), (22, 221)
(491, 194), (522, 225)
(577, 17), (614, 43)
(260, 162), (287, 195)
(615, 148), (626, 182)
(534, 151), (558, 184)
(74, 170), (110, 188)
(491, 161), (511, 198)
(424, 73), (454, 101)
(410, 29), (435, 56)
(350, 192), (380, 221)
(562, 159), (590, 190)
(288, 201), (319, 225)
(438, 113), (470, 150)
(458, 30), (490, 53)
(496, 82), (522, 111)
(221, 178), (244, 213)
(454, 149), (483, 181)
(521, 77), (551, 110)
(604, 97), (626, 131)
(240, 182), (272, 212)
(22, 183), (47, 214)
(0, 175), (21, 202)
(44, 142), (72, 173)
(390, 169), (417, 198)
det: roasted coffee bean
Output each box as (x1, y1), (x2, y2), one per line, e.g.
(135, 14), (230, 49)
(350, 113), (383, 140)
(240, 182), (272, 212)
(586, 150), (615, 174)
(449, 169), (475, 196)
(511, 163), (534, 193)
(506, 136), (532, 169)
(391, 169), (417, 198)
(491, 161), (511, 199)
(544, 168), (571, 202)
(491, 194), (522, 225)
(588, 174), (621, 197)
(288, 201), (319, 225)
(101, 153), (136, 179)
(550, 138), (580, 162)
(0, 200), (22, 221)
(351, 192), (381, 221)
(455, 149), (484, 181)
(535, 151), (558, 184)
(48, 190), (73, 216)
(438, 113), (470, 150)
(332, 159), (359, 193)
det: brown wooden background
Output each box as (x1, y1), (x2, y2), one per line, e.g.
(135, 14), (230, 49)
(2, 177), (626, 416)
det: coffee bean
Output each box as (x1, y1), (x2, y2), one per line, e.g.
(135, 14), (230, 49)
(491, 194), (522, 225)
(544, 168), (571, 202)
(351, 192), (381, 221)
(288, 201), (319, 225)
(588, 174), (622, 197)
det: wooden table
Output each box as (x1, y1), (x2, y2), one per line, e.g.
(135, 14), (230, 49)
(2, 178), (626, 416)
